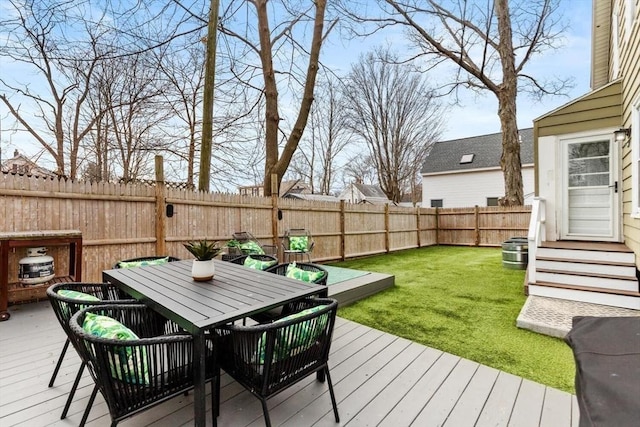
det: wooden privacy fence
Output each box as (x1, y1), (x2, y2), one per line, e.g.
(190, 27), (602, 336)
(0, 172), (530, 283)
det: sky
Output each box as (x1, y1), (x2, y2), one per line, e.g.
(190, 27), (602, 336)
(319, 0), (594, 142)
(1, 0), (595, 166)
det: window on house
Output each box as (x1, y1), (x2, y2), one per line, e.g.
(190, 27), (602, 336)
(632, 97), (640, 217)
(487, 197), (499, 207)
(460, 154), (474, 164)
(430, 199), (443, 208)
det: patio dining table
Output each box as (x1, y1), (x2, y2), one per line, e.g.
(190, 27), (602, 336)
(102, 259), (326, 427)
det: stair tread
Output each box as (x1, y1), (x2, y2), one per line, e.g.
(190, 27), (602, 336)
(536, 256), (636, 267)
(530, 281), (640, 297)
(536, 268), (637, 281)
(539, 241), (633, 252)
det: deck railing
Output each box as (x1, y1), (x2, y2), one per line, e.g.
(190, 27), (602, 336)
(527, 197), (546, 284)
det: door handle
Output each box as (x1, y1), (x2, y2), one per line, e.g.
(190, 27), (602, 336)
(609, 181), (618, 193)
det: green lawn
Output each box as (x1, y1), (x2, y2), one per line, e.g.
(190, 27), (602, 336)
(330, 246), (575, 394)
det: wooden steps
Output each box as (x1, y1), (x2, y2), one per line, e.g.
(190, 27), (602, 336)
(528, 241), (640, 310)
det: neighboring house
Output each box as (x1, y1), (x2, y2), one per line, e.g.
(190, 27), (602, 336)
(238, 184), (264, 197)
(338, 182), (394, 205)
(1, 150), (56, 178)
(398, 191), (422, 208)
(239, 179), (311, 197)
(528, 0), (640, 310)
(284, 193), (341, 202)
(421, 129), (535, 208)
(279, 179), (312, 197)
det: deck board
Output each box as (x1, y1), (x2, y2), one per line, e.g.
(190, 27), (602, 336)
(0, 301), (579, 427)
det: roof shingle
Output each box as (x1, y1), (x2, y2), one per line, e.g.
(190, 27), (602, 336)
(421, 128), (534, 174)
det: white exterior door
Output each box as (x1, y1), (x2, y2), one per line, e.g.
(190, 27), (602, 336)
(561, 134), (619, 241)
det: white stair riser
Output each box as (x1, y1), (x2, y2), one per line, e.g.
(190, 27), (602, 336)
(536, 260), (636, 279)
(536, 272), (639, 292)
(528, 285), (640, 310)
(536, 248), (635, 264)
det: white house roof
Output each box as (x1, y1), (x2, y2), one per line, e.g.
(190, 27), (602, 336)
(285, 193), (341, 202)
(421, 128), (534, 174)
(351, 183), (388, 198)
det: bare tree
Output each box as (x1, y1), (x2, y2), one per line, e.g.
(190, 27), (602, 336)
(340, 0), (571, 205)
(103, 55), (170, 181)
(0, 0), (112, 178)
(84, 77), (114, 182)
(155, 42), (206, 189)
(342, 153), (378, 187)
(218, 0), (338, 196)
(290, 75), (352, 194)
(342, 47), (444, 203)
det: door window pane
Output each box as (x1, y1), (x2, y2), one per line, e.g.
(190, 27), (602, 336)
(568, 140), (610, 187)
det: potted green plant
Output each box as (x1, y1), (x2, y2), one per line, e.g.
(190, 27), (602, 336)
(183, 240), (222, 281)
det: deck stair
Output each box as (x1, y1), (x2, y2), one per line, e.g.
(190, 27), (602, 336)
(528, 241), (640, 310)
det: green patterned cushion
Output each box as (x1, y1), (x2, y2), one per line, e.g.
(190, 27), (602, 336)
(286, 263), (325, 283)
(244, 256), (277, 270)
(57, 289), (100, 302)
(255, 305), (328, 364)
(288, 236), (308, 251)
(82, 312), (149, 384)
(239, 241), (265, 255)
(118, 256), (169, 269)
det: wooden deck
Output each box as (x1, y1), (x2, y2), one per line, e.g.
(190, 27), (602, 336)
(324, 265), (395, 307)
(0, 301), (579, 427)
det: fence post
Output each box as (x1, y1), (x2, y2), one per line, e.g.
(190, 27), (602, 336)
(271, 194), (279, 261)
(416, 207), (421, 248)
(474, 205), (480, 246)
(435, 207), (439, 245)
(154, 155), (167, 255)
(385, 203), (390, 253)
(339, 200), (346, 260)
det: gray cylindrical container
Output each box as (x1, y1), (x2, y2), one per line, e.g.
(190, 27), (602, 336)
(501, 237), (528, 270)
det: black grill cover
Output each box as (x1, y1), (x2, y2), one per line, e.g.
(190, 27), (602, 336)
(565, 316), (640, 427)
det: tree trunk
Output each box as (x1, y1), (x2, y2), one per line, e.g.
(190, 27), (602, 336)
(199, 0), (220, 192)
(262, 0), (327, 196)
(495, 0), (523, 206)
(256, 0), (281, 196)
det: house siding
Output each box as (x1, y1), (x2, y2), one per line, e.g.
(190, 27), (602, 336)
(535, 80), (622, 138)
(422, 166), (534, 208)
(618, 0), (640, 259)
(592, 0), (611, 88)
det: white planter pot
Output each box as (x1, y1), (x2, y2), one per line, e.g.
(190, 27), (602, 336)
(191, 259), (215, 281)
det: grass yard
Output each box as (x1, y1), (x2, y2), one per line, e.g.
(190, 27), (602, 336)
(330, 245), (575, 394)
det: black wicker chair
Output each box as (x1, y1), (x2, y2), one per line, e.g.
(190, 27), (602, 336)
(46, 282), (137, 420)
(229, 254), (278, 269)
(249, 262), (329, 324)
(282, 228), (315, 262)
(113, 255), (180, 269)
(214, 298), (340, 427)
(68, 304), (219, 427)
(223, 231), (278, 260)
